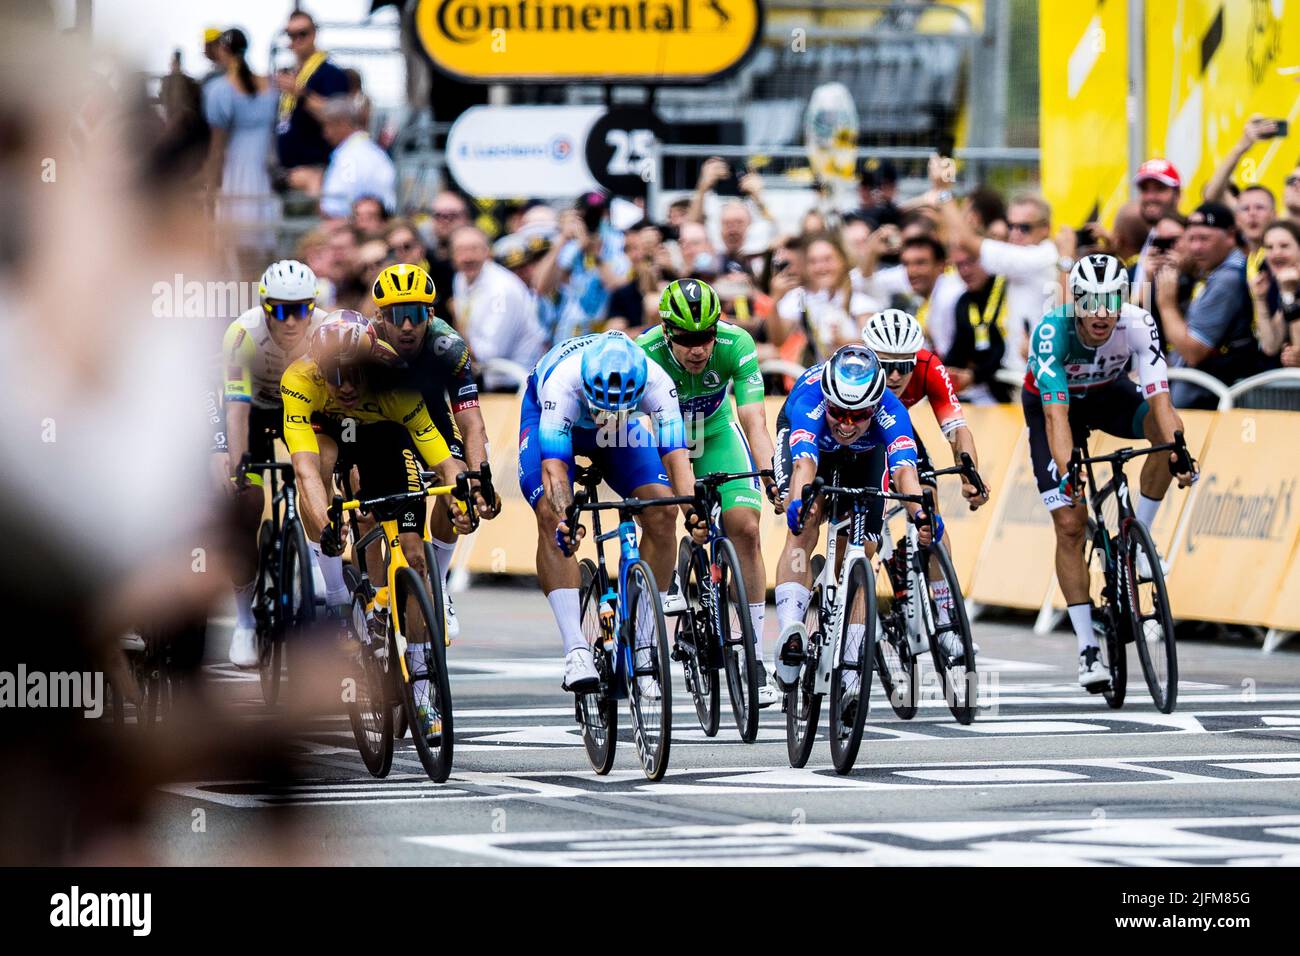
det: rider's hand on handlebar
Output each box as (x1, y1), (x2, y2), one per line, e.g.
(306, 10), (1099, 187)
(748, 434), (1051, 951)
(961, 478), (989, 511)
(320, 521), (346, 558)
(474, 484), (502, 519)
(1058, 474), (1084, 505)
(447, 495), (474, 535)
(555, 519), (585, 557)
(1170, 451), (1198, 489)
(685, 508), (709, 545)
(786, 496), (805, 534)
(912, 508), (942, 547)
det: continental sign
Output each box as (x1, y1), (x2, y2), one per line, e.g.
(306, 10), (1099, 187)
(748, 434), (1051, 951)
(414, 0), (762, 82)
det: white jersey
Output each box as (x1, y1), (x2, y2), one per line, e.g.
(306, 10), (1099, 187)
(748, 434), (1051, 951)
(222, 306), (327, 409)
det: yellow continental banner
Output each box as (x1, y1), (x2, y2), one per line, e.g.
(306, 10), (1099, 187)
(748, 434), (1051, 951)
(1163, 410), (1300, 626)
(1038, 0), (1130, 228)
(415, 0), (761, 82)
(1047, 408), (1217, 609)
(1266, 538), (1300, 632)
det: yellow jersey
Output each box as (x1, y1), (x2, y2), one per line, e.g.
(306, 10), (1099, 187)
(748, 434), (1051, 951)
(279, 357), (452, 468)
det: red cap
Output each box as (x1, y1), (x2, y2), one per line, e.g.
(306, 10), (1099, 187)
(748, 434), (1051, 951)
(1135, 159), (1182, 188)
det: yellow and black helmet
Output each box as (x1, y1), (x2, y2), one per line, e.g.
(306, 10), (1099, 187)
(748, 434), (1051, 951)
(373, 263), (436, 307)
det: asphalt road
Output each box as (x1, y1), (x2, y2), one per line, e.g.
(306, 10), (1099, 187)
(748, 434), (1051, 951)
(145, 584), (1300, 866)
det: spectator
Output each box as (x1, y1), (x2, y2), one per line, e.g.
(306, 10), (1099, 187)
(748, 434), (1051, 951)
(855, 159), (901, 228)
(677, 220), (718, 279)
(893, 235), (965, 359)
(608, 221), (675, 333)
(202, 28), (278, 271)
(1286, 163), (1300, 224)
(1131, 158), (1183, 290)
(1136, 212), (1192, 350)
(199, 27), (225, 89)
(495, 228), (561, 345)
(424, 190), (472, 319)
(666, 197), (692, 229)
(771, 234), (869, 358)
(274, 10), (349, 183)
(1108, 201), (1151, 266)
(354, 239), (392, 315)
(450, 226), (546, 390)
(930, 160), (1060, 369)
(966, 187), (1009, 242)
(1202, 115), (1285, 209)
(317, 96), (395, 220)
(1250, 219), (1300, 361)
(385, 218), (431, 271)
(947, 245), (1011, 403)
(534, 192), (630, 341)
(1159, 202), (1264, 408)
(801, 209), (828, 236)
(717, 201), (757, 276)
(324, 222), (367, 310)
(1236, 186), (1278, 283)
(351, 195), (389, 240)
(149, 52), (210, 190)
(295, 228), (337, 308)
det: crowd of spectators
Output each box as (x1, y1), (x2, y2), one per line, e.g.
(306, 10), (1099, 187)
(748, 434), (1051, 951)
(186, 11), (1300, 402)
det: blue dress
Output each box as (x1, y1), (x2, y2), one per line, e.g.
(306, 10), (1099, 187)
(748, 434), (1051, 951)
(203, 76), (280, 248)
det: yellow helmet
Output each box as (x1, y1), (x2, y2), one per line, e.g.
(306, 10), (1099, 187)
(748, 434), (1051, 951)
(373, 263), (436, 308)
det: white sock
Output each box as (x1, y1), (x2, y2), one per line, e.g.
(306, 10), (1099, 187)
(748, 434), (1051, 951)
(930, 580), (952, 627)
(1136, 493), (1161, 530)
(548, 588), (585, 655)
(233, 580), (256, 628)
(308, 541), (350, 607)
(749, 602), (766, 662)
(429, 537), (455, 586)
(1068, 603), (1096, 654)
(775, 582), (810, 629)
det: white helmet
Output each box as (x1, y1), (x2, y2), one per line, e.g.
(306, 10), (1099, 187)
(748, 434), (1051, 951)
(862, 309), (925, 356)
(259, 260), (318, 303)
(1068, 254), (1128, 305)
(820, 344), (887, 411)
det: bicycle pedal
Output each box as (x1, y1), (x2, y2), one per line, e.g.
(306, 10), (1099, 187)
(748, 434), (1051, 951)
(1084, 681), (1111, 695)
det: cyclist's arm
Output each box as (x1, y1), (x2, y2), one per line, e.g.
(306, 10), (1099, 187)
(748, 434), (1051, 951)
(224, 401), (251, 481)
(730, 330), (776, 485)
(222, 320), (255, 479)
(1043, 404), (1075, 486)
(280, 369), (330, 540)
(737, 402), (775, 488)
(290, 449), (330, 541)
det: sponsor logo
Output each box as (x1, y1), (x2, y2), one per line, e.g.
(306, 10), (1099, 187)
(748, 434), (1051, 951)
(887, 436), (917, 454)
(875, 408), (897, 429)
(433, 334), (457, 356)
(806, 402), (825, 421)
(702, 369), (721, 388)
(1055, 391), (1067, 403)
(543, 400), (556, 410)
(280, 387), (311, 404)
(790, 428), (816, 446)
(1185, 476), (1295, 553)
(457, 384), (477, 396)
(1160, 380), (1168, 390)
(549, 136), (573, 161)
(286, 414), (310, 425)
(1145, 383), (1157, 395)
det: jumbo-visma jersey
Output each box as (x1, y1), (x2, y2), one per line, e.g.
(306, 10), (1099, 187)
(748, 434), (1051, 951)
(782, 364), (919, 471)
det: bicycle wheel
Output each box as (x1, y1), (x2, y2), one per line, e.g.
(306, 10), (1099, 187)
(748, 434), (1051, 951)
(676, 539), (720, 736)
(1124, 520), (1178, 713)
(923, 546), (978, 724)
(578, 559), (618, 774)
(875, 554), (918, 721)
(829, 559), (876, 775)
(785, 554), (825, 769)
(716, 538), (761, 742)
(346, 582), (393, 778)
(253, 520), (282, 706)
(625, 559), (672, 781)
(394, 566), (454, 782)
(423, 540), (450, 646)
(1084, 522), (1127, 709)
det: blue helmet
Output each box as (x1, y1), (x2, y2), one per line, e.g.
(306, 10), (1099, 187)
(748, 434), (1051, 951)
(820, 344), (887, 411)
(581, 332), (648, 412)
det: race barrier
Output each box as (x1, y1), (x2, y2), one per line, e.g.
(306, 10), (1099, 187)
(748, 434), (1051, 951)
(453, 396), (1299, 637)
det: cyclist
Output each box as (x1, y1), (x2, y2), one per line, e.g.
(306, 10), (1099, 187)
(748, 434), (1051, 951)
(638, 278), (781, 706)
(369, 263), (499, 639)
(771, 345), (937, 715)
(282, 311), (472, 737)
(221, 260), (326, 667)
(519, 330), (709, 692)
(862, 308), (988, 657)
(1024, 253), (1196, 688)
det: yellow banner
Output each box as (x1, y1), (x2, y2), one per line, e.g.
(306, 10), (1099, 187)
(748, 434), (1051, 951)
(1163, 410), (1300, 626)
(415, 0), (762, 82)
(1145, 0), (1300, 211)
(1038, 0), (1131, 228)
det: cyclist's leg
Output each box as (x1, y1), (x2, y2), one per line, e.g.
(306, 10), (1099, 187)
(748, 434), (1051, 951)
(702, 421), (768, 657)
(519, 385), (588, 675)
(772, 427), (824, 631)
(307, 419), (351, 611)
(1136, 390), (1179, 529)
(424, 397), (466, 594)
(1025, 390), (1097, 662)
(230, 409), (276, 635)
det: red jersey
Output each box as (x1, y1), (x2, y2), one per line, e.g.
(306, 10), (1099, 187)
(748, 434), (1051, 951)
(896, 348), (965, 436)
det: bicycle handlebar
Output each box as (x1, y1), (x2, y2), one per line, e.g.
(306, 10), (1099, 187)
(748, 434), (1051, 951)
(792, 477), (936, 536)
(559, 491), (700, 557)
(1069, 429), (1195, 491)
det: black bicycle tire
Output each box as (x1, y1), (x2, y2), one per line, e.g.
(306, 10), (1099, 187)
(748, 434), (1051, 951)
(254, 519), (281, 707)
(785, 554), (825, 768)
(345, 572), (393, 777)
(1123, 520), (1179, 713)
(829, 559), (876, 775)
(924, 545), (978, 724)
(578, 558), (618, 774)
(1086, 521), (1128, 709)
(394, 565), (454, 782)
(677, 538), (720, 736)
(875, 554), (919, 721)
(625, 559), (672, 781)
(716, 537), (761, 743)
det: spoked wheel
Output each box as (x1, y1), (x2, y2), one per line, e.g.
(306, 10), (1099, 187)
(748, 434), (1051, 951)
(1124, 520), (1178, 713)
(625, 559), (672, 781)
(394, 566), (454, 782)
(716, 538), (761, 742)
(875, 556), (918, 721)
(785, 554), (825, 769)
(253, 520), (282, 707)
(922, 546), (978, 724)
(676, 539), (720, 737)
(1085, 522), (1127, 709)
(345, 571), (393, 777)
(829, 559), (876, 775)
(578, 559), (618, 774)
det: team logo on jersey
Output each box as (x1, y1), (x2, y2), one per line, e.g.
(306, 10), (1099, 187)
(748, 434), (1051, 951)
(876, 408), (897, 429)
(1055, 391), (1067, 402)
(887, 436), (916, 455)
(790, 429), (816, 446)
(1145, 383), (1157, 395)
(702, 370), (721, 388)
(433, 335), (456, 355)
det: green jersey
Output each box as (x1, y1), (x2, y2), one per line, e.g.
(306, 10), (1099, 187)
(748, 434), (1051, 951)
(637, 321), (766, 440)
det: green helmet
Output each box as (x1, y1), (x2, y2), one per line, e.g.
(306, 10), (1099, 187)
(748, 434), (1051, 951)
(659, 278), (721, 332)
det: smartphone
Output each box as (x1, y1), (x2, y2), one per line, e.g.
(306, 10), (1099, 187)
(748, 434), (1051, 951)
(1150, 235), (1176, 252)
(1262, 119), (1289, 139)
(1075, 225), (1096, 247)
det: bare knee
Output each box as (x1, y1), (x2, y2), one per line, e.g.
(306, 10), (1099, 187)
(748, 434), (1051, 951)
(1052, 507), (1086, 545)
(723, 509), (760, 551)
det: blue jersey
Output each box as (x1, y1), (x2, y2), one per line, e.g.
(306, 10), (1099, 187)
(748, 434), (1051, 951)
(781, 363), (918, 471)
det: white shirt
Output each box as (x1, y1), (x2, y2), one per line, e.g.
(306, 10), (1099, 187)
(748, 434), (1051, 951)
(777, 286), (870, 356)
(849, 266), (964, 358)
(453, 261), (547, 390)
(978, 237), (1059, 372)
(320, 131), (396, 219)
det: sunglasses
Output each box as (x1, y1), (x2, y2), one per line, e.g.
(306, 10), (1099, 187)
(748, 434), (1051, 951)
(825, 403), (874, 425)
(380, 303), (429, 326)
(1075, 291), (1125, 313)
(666, 326), (717, 348)
(321, 363), (363, 389)
(263, 301), (313, 322)
(390, 239), (421, 254)
(286, 28), (312, 40)
(881, 359), (916, 376)
(433, 210), (466, 221)
(1008, 221), (1044, 234)
(1287, 175), (1300, 187)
